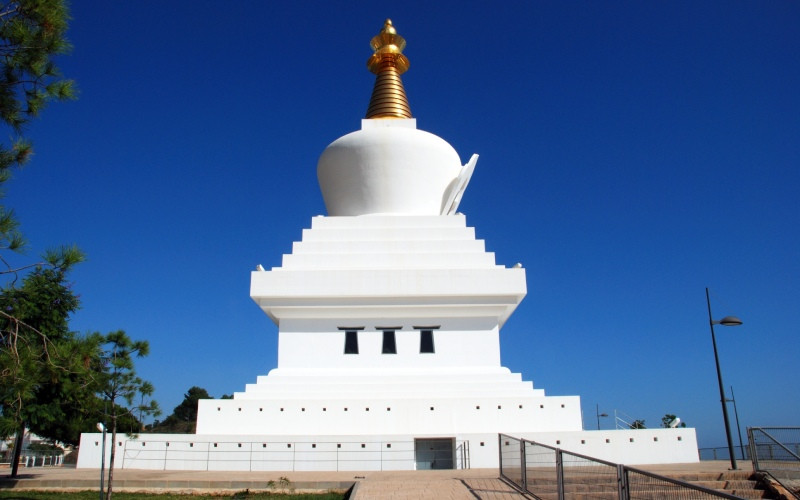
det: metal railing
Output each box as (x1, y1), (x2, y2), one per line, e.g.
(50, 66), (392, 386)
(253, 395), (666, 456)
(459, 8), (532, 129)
(748, 426), (800, 499)
(117, 438), (470, 471)
(0, 453), (64, 468)
(699, 446), (750, 461)
(499, 434), (742, 499)
(456, 439), (470, 470)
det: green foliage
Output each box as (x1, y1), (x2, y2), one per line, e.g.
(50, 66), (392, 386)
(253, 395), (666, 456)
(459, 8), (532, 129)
(95, 330), (160, 500)
(0, 257), (90, 442)
(0, 1), (76, 268)
(174, 386), (209, 421)
(0, 2), (82, 426)
(96, 331), (161, 436)
(149, 386), (210, 433)
(27, 441), (63, 455)
(0, 0), (76, 140)
(0, 1), (89, 478)
(661, 414), (686, 428)
(629, 419), (646, 429)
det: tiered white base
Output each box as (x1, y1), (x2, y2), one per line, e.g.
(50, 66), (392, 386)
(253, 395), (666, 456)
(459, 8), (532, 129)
(76, 214), (698, 471)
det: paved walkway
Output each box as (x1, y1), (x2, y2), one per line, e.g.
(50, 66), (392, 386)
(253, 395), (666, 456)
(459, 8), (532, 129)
(0, 462), (739, 499)
(345, 470), (528, 499)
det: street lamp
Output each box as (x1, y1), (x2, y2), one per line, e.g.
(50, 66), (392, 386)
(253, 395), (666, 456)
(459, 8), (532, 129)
(705, 287), (742, 470)
(96, 422), (106, 500)
(728, 386), (746, 461)
(596, 404), (608, 430)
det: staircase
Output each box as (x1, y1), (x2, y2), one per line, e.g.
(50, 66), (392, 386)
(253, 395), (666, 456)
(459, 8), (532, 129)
(523, 469), (778, 499)
(659, 470), (777, 499)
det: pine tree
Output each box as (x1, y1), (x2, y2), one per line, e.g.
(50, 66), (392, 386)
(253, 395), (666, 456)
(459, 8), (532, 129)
(0, 0), (76, 270)
(0, 2), (89, 477)
(96, 331), (160, 500)
(0, 248), (84, 476)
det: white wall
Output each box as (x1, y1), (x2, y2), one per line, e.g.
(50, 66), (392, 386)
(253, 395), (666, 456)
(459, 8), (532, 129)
(195, 394), (580, 436)
(276, 317), (502, 370)
(77, 428), (697, 471)
(516, 428), (700, 465)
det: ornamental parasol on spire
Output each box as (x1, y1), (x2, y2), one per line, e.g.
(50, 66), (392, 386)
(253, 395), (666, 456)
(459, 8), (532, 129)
(365, 19), (412, 119)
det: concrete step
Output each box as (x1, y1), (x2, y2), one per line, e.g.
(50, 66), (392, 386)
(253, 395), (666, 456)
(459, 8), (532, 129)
(524, 470), (776, 499)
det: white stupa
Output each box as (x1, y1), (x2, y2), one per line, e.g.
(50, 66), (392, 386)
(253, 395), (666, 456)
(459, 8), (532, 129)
(78, 20), (698, 471)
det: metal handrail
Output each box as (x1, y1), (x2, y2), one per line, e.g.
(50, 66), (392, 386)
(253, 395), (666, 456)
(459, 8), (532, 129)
(748, 426), (800, 499)
(117, 437), (470, 471)
(624, 466), (744, 500)
(749, 427), (800, 467)
(499, 433), (745, 500)
(456, 440), (470, 470)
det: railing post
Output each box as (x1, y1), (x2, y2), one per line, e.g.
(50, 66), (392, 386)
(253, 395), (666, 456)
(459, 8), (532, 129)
(747, 427), (759, 471)
(520, 439), (527, 494)
(498, 434), (503, 478)
(556, 448), (565, 500)
(617, 464), (630, 500)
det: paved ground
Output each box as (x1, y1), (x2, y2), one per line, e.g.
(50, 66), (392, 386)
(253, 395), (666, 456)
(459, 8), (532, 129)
(0, 461), (740, 499)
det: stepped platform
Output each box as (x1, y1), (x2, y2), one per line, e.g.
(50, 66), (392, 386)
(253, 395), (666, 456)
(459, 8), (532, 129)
(0, 461), (779, 499)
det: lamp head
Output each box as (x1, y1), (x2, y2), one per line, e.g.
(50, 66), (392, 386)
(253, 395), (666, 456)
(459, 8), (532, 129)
(718, 316), (743, 326)
(96, 422), (104, 432)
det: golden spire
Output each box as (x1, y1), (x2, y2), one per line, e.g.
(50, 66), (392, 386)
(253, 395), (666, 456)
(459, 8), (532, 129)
(365, 19), (412, 119)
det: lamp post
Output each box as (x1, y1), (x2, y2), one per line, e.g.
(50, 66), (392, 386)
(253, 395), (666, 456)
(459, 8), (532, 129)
(96, 422), (106, 500)
(728, 386), (746, 461)
(596, 404), (608, 430)
(705, 287), (742, 470)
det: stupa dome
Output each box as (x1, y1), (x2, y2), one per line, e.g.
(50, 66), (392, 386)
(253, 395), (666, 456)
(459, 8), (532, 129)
(317, 20), (475, 216)
(318, 121), (462, 216)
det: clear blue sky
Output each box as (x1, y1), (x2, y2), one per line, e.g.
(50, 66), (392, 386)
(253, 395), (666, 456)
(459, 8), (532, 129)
(6, 1), (798, 450)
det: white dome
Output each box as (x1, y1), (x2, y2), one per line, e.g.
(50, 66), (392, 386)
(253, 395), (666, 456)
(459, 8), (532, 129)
(317, 120), (463, 216)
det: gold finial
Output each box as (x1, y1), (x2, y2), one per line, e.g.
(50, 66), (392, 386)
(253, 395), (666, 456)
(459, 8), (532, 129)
(365, 19), (412, 119)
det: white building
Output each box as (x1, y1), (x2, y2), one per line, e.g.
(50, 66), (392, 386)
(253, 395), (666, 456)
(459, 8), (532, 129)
(78, 20), (698, 471)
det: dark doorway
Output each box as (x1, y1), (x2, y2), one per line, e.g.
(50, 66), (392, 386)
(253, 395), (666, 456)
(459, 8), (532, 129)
(414, 438), (454, 470)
